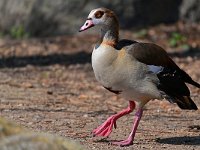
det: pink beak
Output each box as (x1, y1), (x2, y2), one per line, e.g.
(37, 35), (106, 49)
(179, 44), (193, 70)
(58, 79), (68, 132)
(79, 19), (94, 32)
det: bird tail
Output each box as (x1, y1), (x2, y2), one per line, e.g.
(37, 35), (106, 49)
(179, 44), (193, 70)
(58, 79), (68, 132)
(178, 69), (200, 88)
(188, 80), (200, 88)
(175, 96), (198, 110)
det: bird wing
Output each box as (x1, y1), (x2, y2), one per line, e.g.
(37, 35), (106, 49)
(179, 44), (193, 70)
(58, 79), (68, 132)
(129, 42), (200, 88)
(127, 42), (198, 110)
(128, 43), (178, 68)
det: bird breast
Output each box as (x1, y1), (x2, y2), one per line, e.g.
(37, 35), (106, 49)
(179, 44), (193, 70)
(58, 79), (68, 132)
(92, 44), (142, 90)
(92, 44), (118, 87)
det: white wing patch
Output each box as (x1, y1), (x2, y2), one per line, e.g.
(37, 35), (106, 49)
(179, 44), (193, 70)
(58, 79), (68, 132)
(148, 65), (164, 73)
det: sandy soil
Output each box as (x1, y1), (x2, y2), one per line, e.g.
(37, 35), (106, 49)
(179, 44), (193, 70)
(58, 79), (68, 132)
(0, 23), (200, 150)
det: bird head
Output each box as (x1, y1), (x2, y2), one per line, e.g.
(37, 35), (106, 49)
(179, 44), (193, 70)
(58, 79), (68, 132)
(79, 8), (118, 32)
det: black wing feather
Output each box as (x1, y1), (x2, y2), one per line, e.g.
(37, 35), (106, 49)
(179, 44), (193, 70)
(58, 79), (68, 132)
(157, 68), (197, 110)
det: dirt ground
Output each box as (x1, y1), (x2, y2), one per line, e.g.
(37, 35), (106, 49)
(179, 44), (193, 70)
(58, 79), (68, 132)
(0, 23), (200, 150)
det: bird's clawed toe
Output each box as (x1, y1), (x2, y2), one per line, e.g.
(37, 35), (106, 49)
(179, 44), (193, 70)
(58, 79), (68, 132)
(112, 139), (133, 147)
(92, 115), (117, 137)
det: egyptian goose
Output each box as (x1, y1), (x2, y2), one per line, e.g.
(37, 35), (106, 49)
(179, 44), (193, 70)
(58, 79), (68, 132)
(79, 8), (200, 146)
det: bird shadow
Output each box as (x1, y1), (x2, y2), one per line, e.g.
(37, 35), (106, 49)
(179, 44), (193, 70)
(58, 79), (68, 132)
(156, 136), (200, 145)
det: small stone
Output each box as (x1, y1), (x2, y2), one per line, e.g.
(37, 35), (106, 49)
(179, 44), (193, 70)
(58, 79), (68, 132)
(83, 114), (88, 118)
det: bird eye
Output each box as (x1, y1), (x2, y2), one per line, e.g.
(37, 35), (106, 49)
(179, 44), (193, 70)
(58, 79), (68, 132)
(94, 11), (104, 19)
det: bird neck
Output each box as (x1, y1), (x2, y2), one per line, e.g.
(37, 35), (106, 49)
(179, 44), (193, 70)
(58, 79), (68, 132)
(100, 25), (119, 47)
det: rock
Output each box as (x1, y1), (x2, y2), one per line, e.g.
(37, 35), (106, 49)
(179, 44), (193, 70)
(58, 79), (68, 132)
(0, 0), (199, 36)
(0, 117), (25, 138)
(0, 117), (84, 150)
(0, 133), (84, 150)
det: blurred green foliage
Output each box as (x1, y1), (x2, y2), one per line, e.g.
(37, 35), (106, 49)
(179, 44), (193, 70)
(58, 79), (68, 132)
(10, 25), (29, 39)
(135, 29), (148, 38)
(0, 32), (4, 38)
(169, 32), (187, 47)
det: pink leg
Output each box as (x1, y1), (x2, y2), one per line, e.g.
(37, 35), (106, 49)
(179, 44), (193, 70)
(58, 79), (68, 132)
(93, 101), (135, 137)
(112, 108), (143, 147)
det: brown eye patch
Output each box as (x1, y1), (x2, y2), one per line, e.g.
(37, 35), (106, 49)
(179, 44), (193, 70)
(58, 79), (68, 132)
(94, 11), (104, 19)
